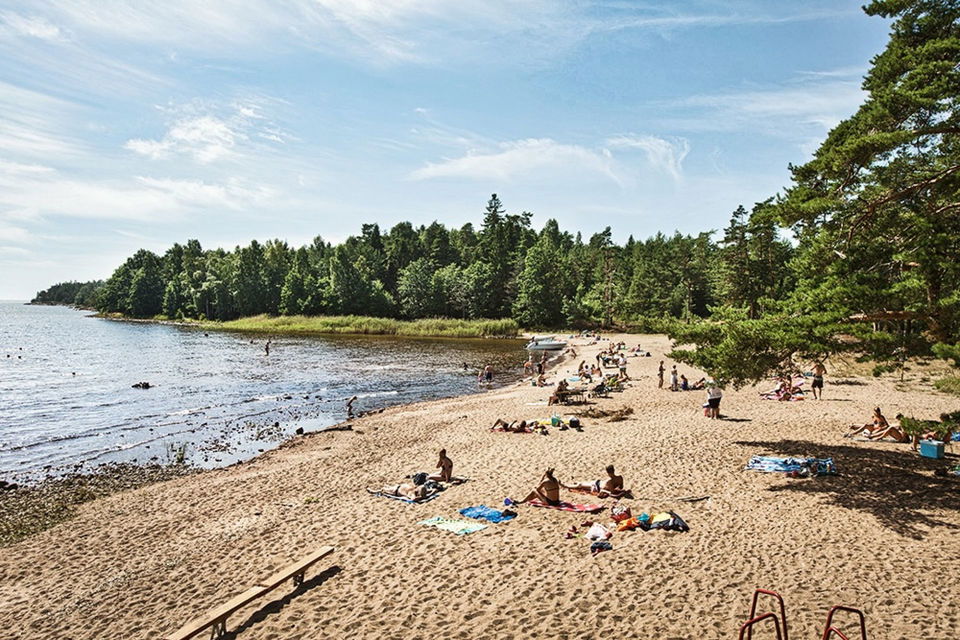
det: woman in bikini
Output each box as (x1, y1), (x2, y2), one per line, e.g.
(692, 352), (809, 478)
(518, 469), (562, 505)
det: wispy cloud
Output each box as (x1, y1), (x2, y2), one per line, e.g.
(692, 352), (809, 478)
(410, 138), (618, 183)
(606, 135), (689, 181)
(125, 99), (290, 164)
(0, 11), (63, 40)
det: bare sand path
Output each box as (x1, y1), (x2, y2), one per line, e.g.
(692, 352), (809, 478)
(1, 334), (958, 640)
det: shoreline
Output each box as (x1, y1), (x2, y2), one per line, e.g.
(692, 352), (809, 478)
(2, 333), (958, 639)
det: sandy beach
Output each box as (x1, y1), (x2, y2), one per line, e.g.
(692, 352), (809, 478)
(1, 333), (958, 640)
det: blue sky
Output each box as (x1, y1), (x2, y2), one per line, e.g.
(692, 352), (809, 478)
(0, 1), (891, 299)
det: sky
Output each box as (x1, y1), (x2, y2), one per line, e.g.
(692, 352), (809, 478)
(0, 1), (893, 300)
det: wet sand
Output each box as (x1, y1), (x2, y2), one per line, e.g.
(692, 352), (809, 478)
(1, 334), (958, 640)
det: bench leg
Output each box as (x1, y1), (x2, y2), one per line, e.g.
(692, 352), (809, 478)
(210, 618), (227, 639)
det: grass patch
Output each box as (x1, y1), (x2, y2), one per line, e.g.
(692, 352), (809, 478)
(934, 376), (960, 397)
(206, 314), (521, 339)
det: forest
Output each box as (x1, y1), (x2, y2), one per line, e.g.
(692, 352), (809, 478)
(33, 0), (960, 384)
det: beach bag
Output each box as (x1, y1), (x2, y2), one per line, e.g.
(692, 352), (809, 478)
(569, 417), (581, 429)
(611, 504), (631, 522)
(412, 472), (428, 486)
(586, 523), (610, 540)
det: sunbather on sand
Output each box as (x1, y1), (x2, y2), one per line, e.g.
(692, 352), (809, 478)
(564, 465), (630, 498)
(517, 468), (562, 505)
(428, 448), (453, 482)
(491, 418), (530, 432)
(369, 483), (429, 500)
(845, 407), (891, 438)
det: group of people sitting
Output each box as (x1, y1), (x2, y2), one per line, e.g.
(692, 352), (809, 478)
(760, 376), (805, 401)
(512, 465), (632, 505)
(675, 375), (708, 392)
(368, 449), (457, 500)
(845, 407), (954, 448)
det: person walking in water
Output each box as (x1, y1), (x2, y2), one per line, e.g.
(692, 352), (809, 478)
(346, 395), (358, 419)
(264, 339), (271, 356)
(479, 364), (493, 384)
(811, 362), (826, 400)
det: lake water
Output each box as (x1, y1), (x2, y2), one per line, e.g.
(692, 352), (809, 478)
(0, 303), (526, 482)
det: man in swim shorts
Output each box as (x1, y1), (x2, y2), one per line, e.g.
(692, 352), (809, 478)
(811, 362), (826, 399)
(564, 465), (625, 498)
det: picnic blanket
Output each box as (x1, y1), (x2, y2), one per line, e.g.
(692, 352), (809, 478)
(418, 516), (487, 535)
(367, 488), (441, 504)
(527, 498), (605, 513)
(459, 505), (516, 523)
(745, 455), (837, 475)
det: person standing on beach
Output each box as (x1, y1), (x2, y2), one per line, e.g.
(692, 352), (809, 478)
(658, 360), (665, 389)
(264, 339), (271, 356)
(811, 362), (826, 400)
(617, 353), (629, 380)
(670, 365), (679, 392)
(706, 383), (722, 419)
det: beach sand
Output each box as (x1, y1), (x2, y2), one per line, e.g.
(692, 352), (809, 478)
(1, 334), (958, 640)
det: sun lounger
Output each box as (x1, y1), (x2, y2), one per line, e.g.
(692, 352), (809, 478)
(527, 498), (604, 513)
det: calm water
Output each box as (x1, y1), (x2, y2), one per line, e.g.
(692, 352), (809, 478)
(0, 303), (525, 482)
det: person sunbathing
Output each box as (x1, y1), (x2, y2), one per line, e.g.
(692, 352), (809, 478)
(369, 483), (430, 500)
(491, 418), (530, 432)
(868, 420), (910, 443)
(517, 468), (562, 505)
(428, 448), (453, 482)
(845, 407), (890, 438)
(564, 465), (631, 498)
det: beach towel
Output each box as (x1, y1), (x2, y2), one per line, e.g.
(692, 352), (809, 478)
(745, 455), (837, 475)
(459, 505), (516, 523)
(367, 488), (441, 504)
(418, 516), (487, 535)
(527, 498), (605, 513)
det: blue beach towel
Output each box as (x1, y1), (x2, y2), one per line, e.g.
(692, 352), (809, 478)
(459, 505), (516, 523)
(418, 516), (487, 535)
(745, 455), (837, 475)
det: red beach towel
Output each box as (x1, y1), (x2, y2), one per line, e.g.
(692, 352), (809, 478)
(527, 498), (604, 513)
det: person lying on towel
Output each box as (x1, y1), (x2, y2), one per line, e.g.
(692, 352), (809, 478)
(563, 465), (631, 498)
(491, 418), (530, 432)
(518, 468), (562, 505)
(370, 483), (431, 500)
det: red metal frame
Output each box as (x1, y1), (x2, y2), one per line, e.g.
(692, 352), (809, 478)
(747, 589), (789, 640)
(739, 613), (784, 640)
(820, 606), (867, 640)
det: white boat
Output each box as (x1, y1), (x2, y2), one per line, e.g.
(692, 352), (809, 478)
(525, 336), (567, 351)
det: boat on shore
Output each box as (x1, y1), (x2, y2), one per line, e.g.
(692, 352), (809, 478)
(525, 336), (567, 351)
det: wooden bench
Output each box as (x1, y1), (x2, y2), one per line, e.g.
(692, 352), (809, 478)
(166, 546), (335, 640)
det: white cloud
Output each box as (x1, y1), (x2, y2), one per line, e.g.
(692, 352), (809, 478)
(126, 116), (240, 163)
(607, 135), (689, 181)
(0, 11), (63, 41)
(125, 100), (289, 164)
(409, 138), (618, 183)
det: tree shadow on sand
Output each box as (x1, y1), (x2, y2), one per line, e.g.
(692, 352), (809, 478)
(222, 566), (342, 639)
(736, 439), (960, 540)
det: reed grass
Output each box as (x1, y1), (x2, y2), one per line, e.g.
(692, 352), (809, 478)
(207, 315), (520, 339)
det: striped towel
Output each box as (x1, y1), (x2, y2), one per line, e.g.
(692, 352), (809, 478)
(418, 516), (487, 535)
(745, 456), (836, 475)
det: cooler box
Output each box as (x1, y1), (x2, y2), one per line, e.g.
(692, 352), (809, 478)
(919, 439), (944, 459)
